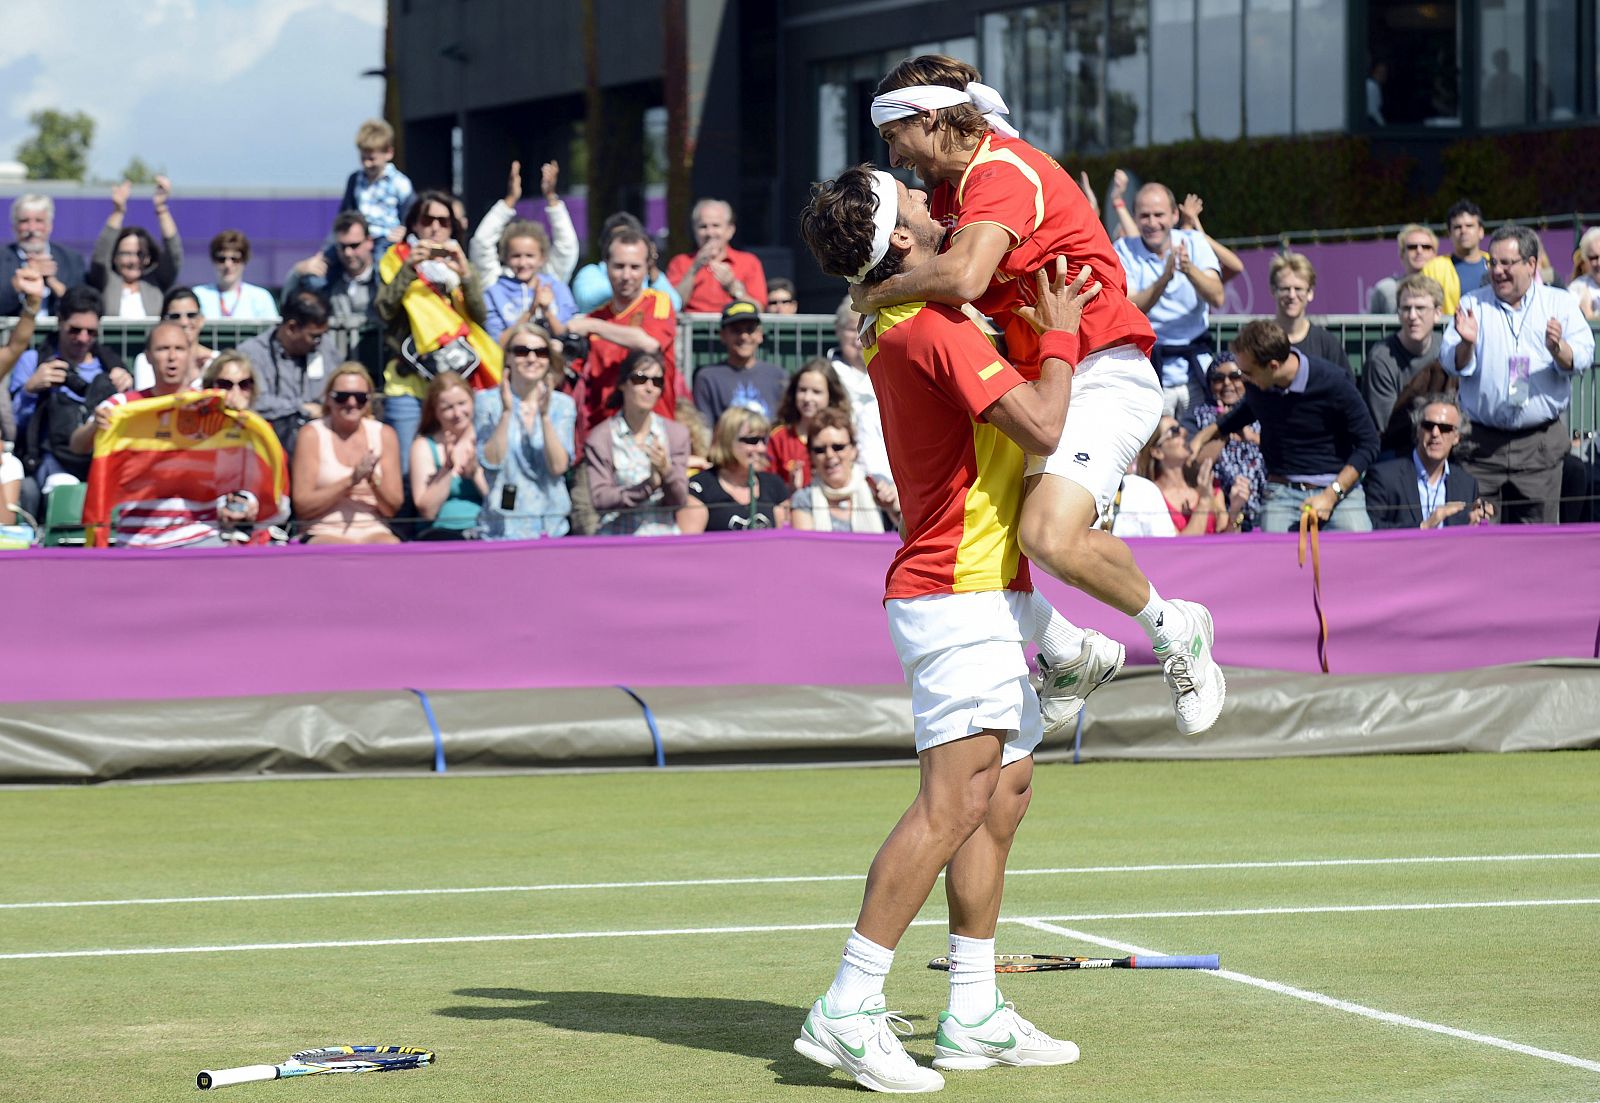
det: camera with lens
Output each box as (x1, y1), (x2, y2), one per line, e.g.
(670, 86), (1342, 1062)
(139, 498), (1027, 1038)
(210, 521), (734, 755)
(58, 370), (90, 397)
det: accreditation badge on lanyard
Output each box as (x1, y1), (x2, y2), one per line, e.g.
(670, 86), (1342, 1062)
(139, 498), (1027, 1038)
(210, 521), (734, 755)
(1505, 299), (1533, 407)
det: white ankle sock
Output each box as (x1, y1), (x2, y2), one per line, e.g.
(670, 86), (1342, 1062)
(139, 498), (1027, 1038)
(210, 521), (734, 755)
(826, 929), (895, 1012)
(945, 933), (998, 1022)
(1028, 593), (1086, 667)
(1134, 585), (1180, 651)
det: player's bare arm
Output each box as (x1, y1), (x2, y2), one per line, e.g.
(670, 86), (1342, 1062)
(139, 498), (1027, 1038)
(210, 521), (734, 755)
(851, 223), (1012, 313)
(984, 261), (1099, 455)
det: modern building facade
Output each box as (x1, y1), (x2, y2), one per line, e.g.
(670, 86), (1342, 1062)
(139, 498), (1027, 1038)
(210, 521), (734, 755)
(391, 0), (1600, 303)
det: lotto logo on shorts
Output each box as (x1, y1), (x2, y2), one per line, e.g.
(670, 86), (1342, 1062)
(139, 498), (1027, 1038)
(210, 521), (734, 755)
(1073, 452), (1090, 465)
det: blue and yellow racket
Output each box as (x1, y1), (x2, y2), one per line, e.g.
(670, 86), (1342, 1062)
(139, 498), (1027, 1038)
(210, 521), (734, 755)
(196, 1045), (434, 1090)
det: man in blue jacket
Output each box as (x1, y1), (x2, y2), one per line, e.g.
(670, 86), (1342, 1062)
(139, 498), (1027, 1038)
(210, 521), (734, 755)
(1363, 395), (1492, 528)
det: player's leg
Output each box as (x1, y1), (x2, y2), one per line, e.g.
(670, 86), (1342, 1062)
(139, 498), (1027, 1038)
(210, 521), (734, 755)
(1018, 345), (1224, 735)
(935, 675), (1078, 1070)
(795, 730), (1000, 1094)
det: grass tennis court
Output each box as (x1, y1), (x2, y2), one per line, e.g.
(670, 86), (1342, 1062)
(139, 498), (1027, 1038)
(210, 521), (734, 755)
(4, 751), (1598, 1102)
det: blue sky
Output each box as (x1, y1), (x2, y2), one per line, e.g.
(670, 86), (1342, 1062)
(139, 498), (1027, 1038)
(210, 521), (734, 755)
(0, 0), (386, 191)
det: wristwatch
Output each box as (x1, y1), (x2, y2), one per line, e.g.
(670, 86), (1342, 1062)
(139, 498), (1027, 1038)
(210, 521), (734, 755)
(1330, 483), (1346, 500)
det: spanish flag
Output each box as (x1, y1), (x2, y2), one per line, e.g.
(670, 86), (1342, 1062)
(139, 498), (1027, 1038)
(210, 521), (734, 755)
(380, 245), (503, 390)
(84, 391), (289, 548)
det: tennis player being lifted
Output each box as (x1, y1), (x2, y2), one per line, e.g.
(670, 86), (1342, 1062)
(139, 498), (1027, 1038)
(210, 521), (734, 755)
(855, 54), (1225, 737)
(794, 166), (1094, 1092)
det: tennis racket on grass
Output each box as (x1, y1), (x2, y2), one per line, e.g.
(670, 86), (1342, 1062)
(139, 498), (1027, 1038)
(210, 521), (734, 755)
(928, 952), (1219, 972)
(196, 1045), (434, 1090)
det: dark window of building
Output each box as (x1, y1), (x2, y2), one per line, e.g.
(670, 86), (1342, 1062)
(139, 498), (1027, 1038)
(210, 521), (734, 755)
(1245, 0), (1292, 135)
(1294, 0), (1346, 132)
(1480, 0), (1529, 127)
(1533, 0), (1581, 121)
(1151, 0), (1198, 143)
(1365, 1), (1460, 127)
(981, 5), (1068, 154)
(1106, 0), (1150, 146)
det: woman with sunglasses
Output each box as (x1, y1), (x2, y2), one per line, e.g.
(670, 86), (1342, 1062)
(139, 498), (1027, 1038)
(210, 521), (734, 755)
(474, 323), (575, 538)
(291, 363), (402, 543)
(679, 406), (790, 533)
(199, 351), (260, 411)
(767, 358), (850, 491)
(132, 287), (218, 391)
(410, 370), (489, 539)
(1184, 351), (1265, 530)
(584, 349), (691, 536)
(1137, 416), (1246, 535)
(196, 230), (279, 321)
(376, 190), (485, 472)
(88, 177), (182, 318)
(789, 406), (893, 533)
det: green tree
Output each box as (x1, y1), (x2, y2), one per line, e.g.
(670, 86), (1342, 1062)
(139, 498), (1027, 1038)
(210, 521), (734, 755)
(120, 156), (161, 185)
(16, 109), (95, 181)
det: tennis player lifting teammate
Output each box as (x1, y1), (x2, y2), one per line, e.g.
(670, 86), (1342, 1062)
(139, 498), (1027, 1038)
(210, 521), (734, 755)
(856, 55), (1225, 736)
(793, 166), (1095, 1093)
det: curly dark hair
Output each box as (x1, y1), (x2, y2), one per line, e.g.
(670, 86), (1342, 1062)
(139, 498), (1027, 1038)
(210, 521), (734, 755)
(798, 165), (905, 286)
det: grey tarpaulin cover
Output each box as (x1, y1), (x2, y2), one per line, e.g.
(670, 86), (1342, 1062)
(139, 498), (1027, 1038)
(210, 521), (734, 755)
(1, 662), (1596, 783)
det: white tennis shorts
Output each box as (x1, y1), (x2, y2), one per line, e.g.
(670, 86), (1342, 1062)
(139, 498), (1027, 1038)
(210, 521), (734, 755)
(1025, 342), (1164, 525)
(885, 590), (1042, 765)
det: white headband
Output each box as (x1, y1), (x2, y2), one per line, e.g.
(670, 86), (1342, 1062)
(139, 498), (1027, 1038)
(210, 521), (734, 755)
(869, 80), (1019, 138)
(849, 170), (900, 285)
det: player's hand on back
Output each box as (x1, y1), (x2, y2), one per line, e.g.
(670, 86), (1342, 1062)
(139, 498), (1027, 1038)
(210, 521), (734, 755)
(1015, 258), (1099, 335)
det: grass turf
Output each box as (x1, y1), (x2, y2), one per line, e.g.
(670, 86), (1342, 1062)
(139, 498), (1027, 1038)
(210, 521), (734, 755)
(2, 751), (1598, 1101)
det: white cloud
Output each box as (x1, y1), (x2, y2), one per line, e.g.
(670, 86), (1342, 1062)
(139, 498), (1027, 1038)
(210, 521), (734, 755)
(0, 0), (385, 188)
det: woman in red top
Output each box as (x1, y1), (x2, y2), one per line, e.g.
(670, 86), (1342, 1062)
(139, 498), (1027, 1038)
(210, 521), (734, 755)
(766, 358), (851, 491)
(1137, 415), (1246, 535)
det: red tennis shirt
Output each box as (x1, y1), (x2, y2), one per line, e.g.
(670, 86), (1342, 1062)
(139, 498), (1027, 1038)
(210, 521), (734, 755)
(863, 301), (1033, 601)
(931, 131), (1154, 378)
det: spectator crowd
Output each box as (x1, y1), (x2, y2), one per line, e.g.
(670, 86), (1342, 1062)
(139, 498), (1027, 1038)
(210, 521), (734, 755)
(1, 118), (1596, 544)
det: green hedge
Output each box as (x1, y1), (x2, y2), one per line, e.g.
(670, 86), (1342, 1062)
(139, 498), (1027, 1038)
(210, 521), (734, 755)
(1070, 124), (1600, 240)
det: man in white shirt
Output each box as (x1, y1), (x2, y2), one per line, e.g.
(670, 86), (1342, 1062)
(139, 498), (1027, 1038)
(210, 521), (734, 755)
(1441, 225), (1594, 523)
(1114, 183), (1225, 418)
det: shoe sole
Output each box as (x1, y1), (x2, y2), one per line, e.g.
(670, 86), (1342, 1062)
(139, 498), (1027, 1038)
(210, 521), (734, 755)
(933, 1048), (1081, 1070)
(794, 1036), (945, 1093)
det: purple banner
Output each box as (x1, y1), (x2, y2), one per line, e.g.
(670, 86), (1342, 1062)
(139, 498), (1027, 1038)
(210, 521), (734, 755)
(3, 526), (1598, 705)
(1226, 231), (1579, 315)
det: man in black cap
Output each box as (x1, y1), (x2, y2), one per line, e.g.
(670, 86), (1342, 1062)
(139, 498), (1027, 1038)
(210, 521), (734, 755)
(692, 299), (790, 428)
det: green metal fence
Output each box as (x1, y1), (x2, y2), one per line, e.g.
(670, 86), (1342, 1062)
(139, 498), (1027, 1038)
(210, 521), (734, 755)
(9, 312), (1598, 447)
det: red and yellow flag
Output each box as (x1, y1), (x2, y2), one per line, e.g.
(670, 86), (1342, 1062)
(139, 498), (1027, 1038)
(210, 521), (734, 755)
(380, 245), (503, 390)
(84, 391), (288, 548)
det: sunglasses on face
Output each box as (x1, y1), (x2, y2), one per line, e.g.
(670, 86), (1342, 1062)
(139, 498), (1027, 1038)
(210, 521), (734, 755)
(1160, 424), (1183, 439)
(510, 344), (551, 359)
(1419, 419), (1459, 435)
(1210, 369), (1243, 382)
(627, 372), (664, 386)
(213, 253), (243, 264)
(737, 434), (768, 446)
(419, 213), (452, 228)
(809, 441), (851, 455)
(1404, 242), (1435, 252)
(337, 239), (368, 251)
(331, 390), (370, 406)
(66, 325), (98, 337)
(165, 310), (201, 321)
(211, 378), (255, 393)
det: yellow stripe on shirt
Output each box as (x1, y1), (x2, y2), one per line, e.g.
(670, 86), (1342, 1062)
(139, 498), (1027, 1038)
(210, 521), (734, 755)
(951, 420), (1026, 592)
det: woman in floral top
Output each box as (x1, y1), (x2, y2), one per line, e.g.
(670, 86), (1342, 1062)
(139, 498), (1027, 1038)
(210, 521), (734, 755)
(1186, 351), (1266, 530)
(584, 349), (691, 536)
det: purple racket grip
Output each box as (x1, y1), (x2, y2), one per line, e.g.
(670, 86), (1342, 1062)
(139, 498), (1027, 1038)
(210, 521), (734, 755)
(1132, 954), (1220, 969)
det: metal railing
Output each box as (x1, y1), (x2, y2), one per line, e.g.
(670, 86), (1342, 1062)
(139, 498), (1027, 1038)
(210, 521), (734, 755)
(1216, 211), (1600, 250)
(9, 312), (1598, 442)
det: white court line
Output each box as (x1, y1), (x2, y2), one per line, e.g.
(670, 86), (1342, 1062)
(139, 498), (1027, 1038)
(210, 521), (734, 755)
(5, 851), (1598, 911)
(3, 896), (1598, 962)
(1019, 918), (1600, 1077)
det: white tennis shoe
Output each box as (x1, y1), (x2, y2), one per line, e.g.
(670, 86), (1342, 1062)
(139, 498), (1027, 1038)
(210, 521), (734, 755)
(1154, 599), (1226, 736)
(795, 993), (945, 1093)
(932, 993), (1080, 1070)
(1034, 630), (1126, 733)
